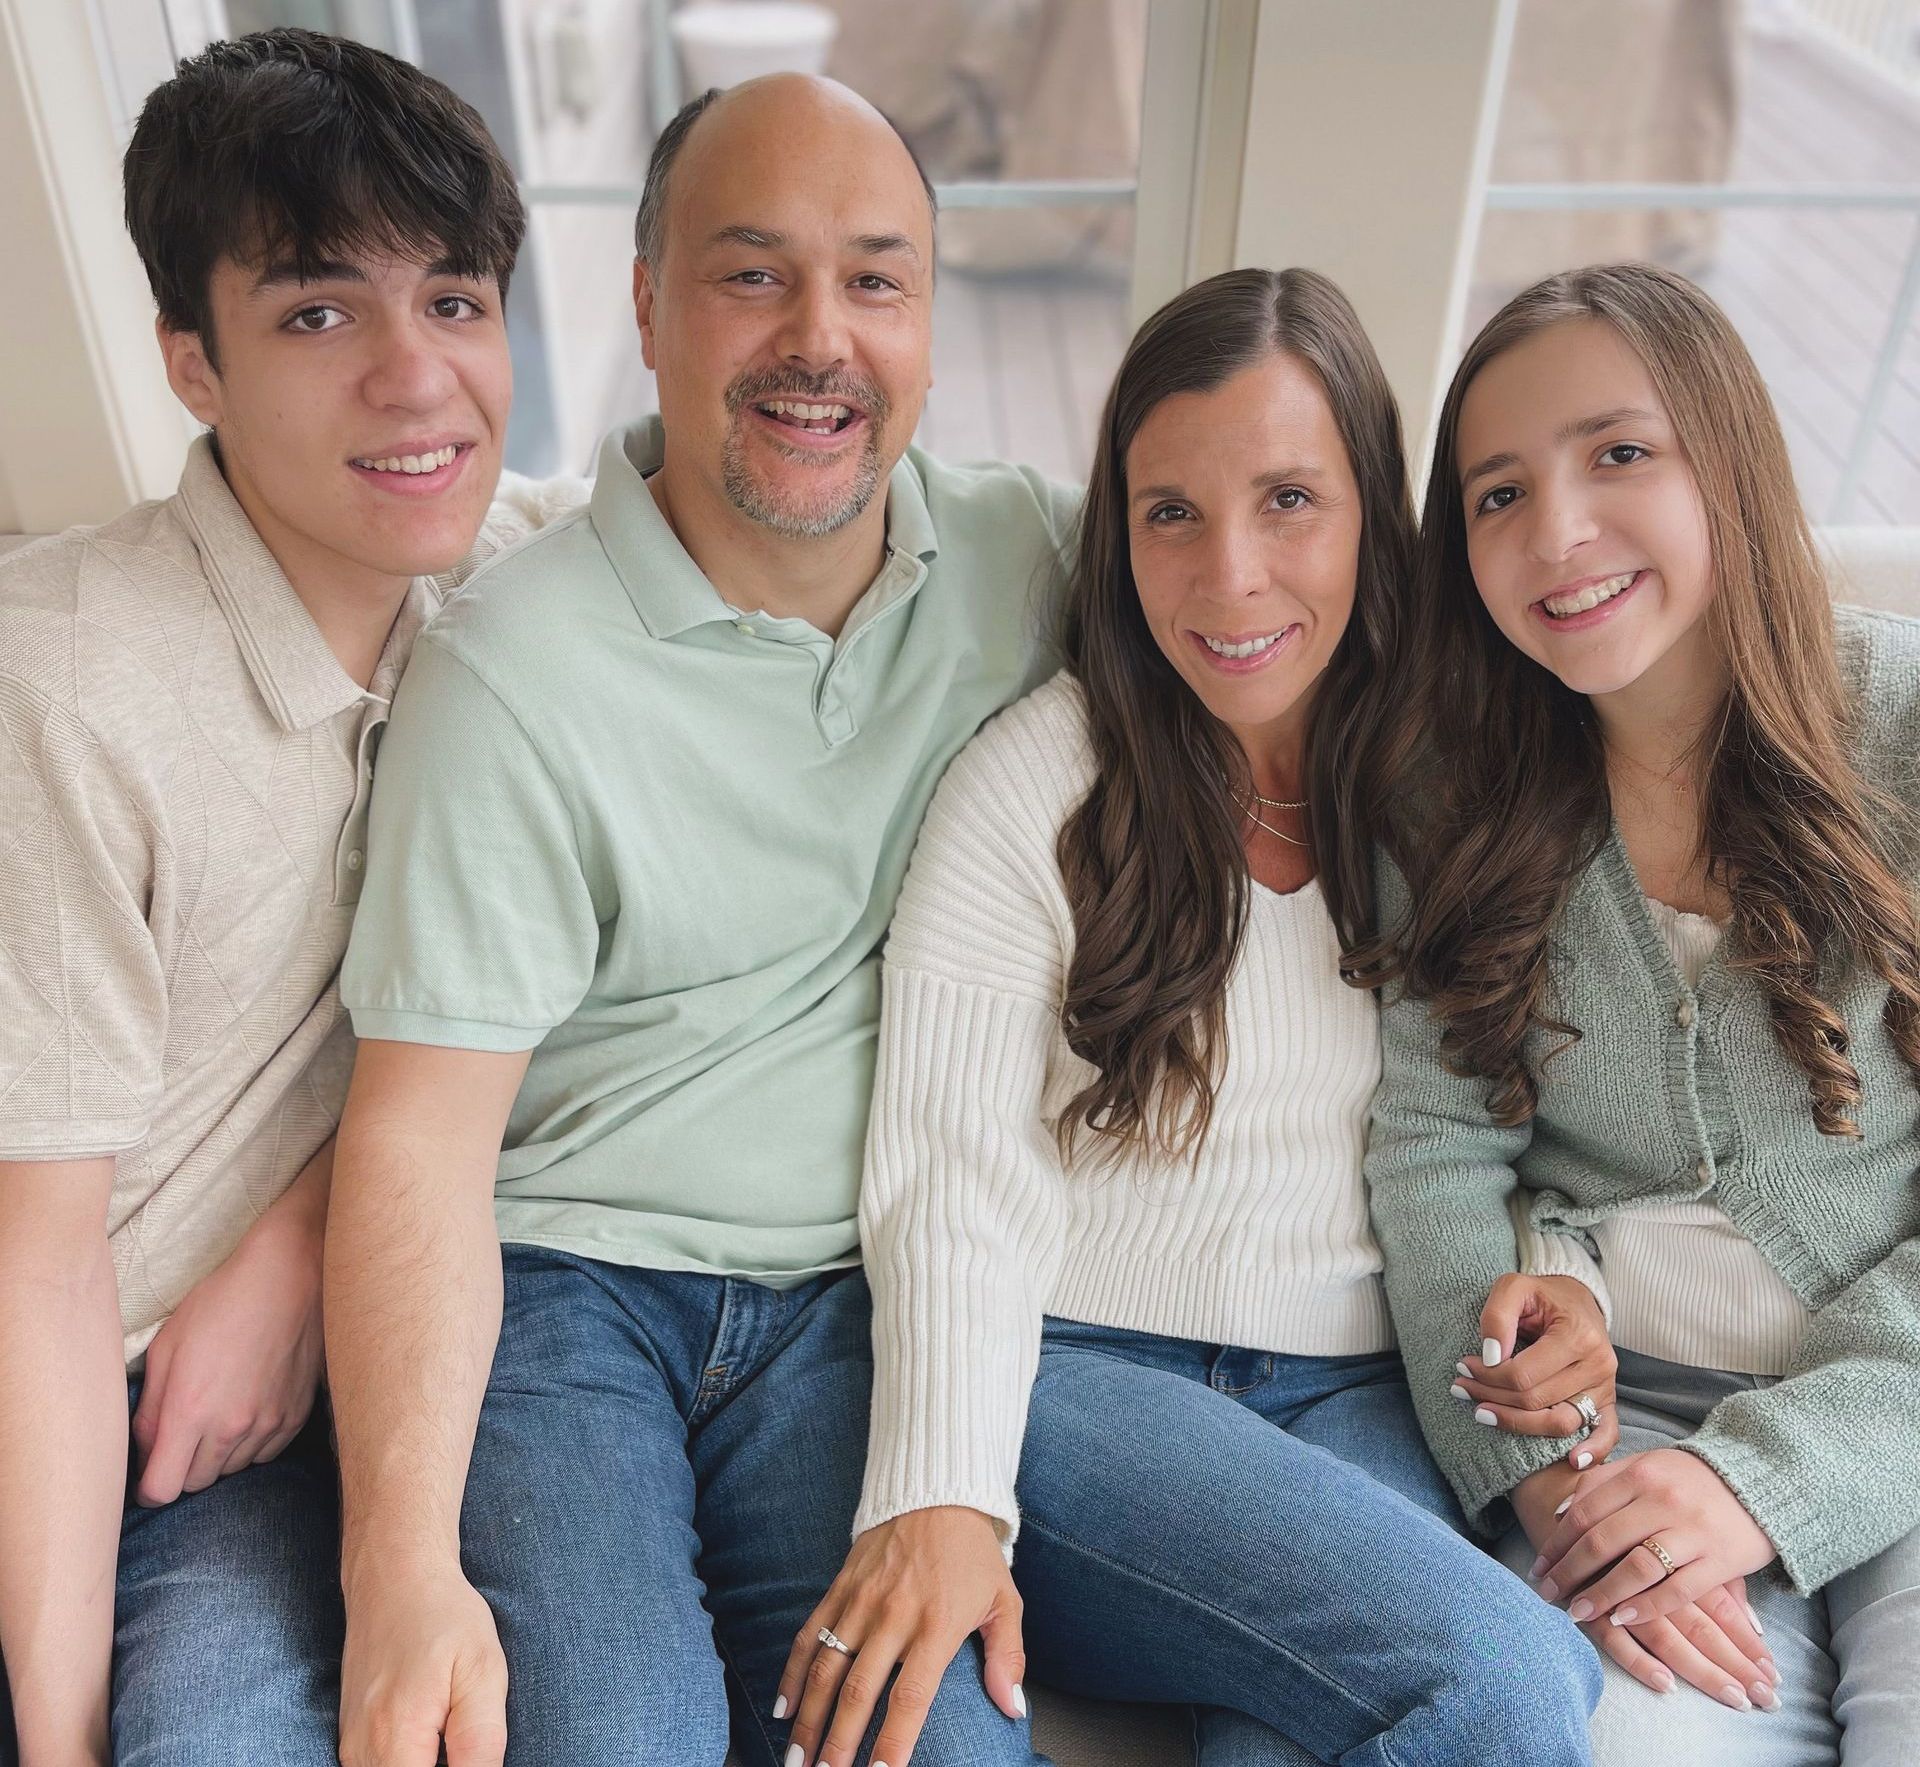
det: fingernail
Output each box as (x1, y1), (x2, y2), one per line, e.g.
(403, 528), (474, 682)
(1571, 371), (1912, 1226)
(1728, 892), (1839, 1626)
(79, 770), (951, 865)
(1529, 1554), (1547, 1579)
(1569, 1598), (1594, 1622)
(1721, 1685), (1751, 1712)
(1652, 1667), (1675, 1694)
(1574, 1451), (1593, 1470)
(1747, 1603), (1765, 1637)
(1482, 1337), (1503, 1367)
(1610, 1606), (1637, 1626)
(1474, 1406), (1498, 1425)
(1539, 1577), (1559, 1601)
(1450, 1383), (1471, 1401)
(1751, 1682), (1779, 1712)
(774, 1696), (789, 1721)
(1553, 1497), (1572, 1517)
(1762, 1658), (1780, 1685)
(786, 1749), (804, 1767)
(1012, 1684), (1028, 1718)
(1456, 1360), (1472, 1376)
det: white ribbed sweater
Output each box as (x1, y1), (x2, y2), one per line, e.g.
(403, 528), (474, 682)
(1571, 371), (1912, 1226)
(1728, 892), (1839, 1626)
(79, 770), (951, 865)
(855, 674), (1388, 1542)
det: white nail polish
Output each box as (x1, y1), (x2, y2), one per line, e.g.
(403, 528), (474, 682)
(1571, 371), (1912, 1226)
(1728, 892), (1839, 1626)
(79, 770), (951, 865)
(1482, 1337), (1503, 1367)
(1723, 1686), (1751, 1712)
(773, 1695), (788, 1721)
(1012, 1685), (1028, 1718)
(1611, 1606), (1637, 1626)
(1456, 1360), (1472, 1376)
(1450, 1383), (1471, 1401)
(785, 1748), (804, 1767)
(1747, 1603), (1766, 1637)
(1574, 1451), (1593, 1470)
(1474, 1406), (1498, 1426)
(1553, 1496), (1572, 1517)
(1752, 1682), (1779, 1712)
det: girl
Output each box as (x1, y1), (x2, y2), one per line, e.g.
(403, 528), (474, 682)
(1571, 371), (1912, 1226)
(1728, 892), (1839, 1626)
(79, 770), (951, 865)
(1370, 262), (1920, 1762)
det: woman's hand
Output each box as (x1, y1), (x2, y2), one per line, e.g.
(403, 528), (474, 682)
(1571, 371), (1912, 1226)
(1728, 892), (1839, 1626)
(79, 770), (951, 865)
(1532, 1447), (1778, 1636)
(1451, 1273), (1620, 1467)
(1511, 1463), (1775, 1710)
(777, 1506), (1026, 1767)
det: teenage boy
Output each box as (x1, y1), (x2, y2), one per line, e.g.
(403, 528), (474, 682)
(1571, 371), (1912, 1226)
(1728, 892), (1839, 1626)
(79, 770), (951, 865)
(327, 74), (1078, 1767)
(0, 29), (540, 1765)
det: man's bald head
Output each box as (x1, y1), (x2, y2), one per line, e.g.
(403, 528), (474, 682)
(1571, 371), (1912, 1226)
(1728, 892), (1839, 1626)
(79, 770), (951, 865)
(633, 74), (937, 270)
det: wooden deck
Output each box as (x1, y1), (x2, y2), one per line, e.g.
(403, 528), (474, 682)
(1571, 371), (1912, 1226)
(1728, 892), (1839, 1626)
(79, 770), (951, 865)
(596, 20), (1918, 521)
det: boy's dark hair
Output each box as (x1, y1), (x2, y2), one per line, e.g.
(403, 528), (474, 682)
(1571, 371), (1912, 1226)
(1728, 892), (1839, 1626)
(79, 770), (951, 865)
(633, 86), (938, 268)
(124, 28), (526, 363)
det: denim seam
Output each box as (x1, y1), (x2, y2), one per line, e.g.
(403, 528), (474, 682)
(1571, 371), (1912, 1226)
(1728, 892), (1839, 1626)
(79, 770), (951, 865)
(712, 1621), (784, 1767)
(1016, 1511), (1403, 1740)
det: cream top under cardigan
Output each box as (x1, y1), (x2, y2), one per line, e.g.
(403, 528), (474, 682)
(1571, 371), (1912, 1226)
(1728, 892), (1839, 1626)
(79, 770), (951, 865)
(854, 672), (1387, 1543)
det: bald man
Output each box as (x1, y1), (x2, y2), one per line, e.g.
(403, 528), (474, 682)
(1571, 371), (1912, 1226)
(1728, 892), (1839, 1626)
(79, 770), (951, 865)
(325, 78), (1078, 1767)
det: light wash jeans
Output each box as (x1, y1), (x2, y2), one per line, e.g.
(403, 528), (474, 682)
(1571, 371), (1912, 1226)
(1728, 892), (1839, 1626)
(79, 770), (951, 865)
(1494, 1348), (1920, 1766)
(462, 1248), (1037, 1766)
(1011, 1319), (1602, 1765)
(0, 1383), (343, 1766)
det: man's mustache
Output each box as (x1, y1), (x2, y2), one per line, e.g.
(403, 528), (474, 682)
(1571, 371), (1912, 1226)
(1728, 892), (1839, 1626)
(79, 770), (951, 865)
(725, 368), (890, 423)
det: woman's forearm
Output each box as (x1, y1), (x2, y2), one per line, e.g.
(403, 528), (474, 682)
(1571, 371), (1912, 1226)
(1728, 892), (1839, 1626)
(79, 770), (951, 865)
(0, 1160), (126, 1767)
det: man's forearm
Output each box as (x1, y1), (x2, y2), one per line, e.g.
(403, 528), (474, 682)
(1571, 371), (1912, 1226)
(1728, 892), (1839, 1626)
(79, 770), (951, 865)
(0, 1221), (125, 1765)
(324, 1048), (521, 1596)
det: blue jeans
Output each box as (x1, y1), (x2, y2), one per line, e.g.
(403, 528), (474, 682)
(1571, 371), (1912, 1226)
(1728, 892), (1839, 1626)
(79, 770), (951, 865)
(1495, 1348), (1920, 1766)
(0, 1382), (343, 1766)
(1012, 1320), (1602, 1765)
(464, 1247), (1038, 1765)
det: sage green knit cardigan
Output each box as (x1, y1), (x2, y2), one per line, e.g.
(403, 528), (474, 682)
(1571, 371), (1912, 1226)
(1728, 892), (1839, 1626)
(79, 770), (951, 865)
(1367, 606), (1920, 1594)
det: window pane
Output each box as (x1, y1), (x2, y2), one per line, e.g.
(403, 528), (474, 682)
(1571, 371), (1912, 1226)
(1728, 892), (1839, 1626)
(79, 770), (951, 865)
(1471, 0), (1920, 524)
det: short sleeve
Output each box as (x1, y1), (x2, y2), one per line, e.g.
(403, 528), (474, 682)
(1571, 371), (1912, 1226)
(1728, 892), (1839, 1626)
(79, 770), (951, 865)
(341, 635), (601, 1051)
(0, 678), (164, 1156)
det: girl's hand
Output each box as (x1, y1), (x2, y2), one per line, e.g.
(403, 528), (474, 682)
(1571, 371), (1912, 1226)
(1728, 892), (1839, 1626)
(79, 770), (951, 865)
(1451, 1273), (1620, 1467)
(1532, 1448), (1778, 1637)
(1512, 1463), (1774, 1709)
(777, 1506), (1026, 1767)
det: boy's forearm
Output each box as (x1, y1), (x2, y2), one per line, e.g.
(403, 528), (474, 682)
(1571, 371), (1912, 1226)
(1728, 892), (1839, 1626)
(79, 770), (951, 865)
(0, 1214), (125, 1765)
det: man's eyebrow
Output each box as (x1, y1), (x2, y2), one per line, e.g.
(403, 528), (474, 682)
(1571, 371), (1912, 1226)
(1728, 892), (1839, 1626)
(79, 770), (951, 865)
(708, 225), (784, 250)
(248, 257), (368, 295)
(1461, 407), (1662, 491)
(851, 232), (921, 265)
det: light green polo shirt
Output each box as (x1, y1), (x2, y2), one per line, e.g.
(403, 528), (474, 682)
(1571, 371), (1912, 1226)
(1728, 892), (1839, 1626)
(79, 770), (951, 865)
(342, 417), (1077, 1280)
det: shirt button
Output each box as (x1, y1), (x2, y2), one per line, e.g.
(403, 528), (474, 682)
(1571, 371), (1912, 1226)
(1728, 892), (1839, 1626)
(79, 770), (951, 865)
(346, 849), (364, 872)
(1676, 998), (1696, 1029)
(1695, 1157), (1711, 1184)
(735, 620), (754, 635)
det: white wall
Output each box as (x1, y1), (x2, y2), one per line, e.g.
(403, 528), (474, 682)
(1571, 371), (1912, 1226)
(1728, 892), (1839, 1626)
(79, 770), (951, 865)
(0, 0), (191, 534)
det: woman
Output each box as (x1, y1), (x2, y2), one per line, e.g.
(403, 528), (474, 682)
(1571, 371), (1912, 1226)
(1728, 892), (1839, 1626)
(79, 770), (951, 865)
(773, 267), (1608, 1767)
(1369, 261), (1920, 1762)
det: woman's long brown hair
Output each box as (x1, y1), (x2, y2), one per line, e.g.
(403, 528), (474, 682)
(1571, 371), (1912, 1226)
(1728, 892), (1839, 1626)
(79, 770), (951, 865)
(1056, 267), (1416, 1165)
(1374, 262), (1920, 1134)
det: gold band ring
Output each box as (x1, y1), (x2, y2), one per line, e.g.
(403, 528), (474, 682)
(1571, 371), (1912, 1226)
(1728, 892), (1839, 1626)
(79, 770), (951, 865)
(1641, 1537), (1678, 1577)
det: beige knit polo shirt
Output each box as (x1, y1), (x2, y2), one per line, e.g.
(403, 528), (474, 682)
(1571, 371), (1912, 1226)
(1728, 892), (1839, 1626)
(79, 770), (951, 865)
(0, 436), (577, 1365)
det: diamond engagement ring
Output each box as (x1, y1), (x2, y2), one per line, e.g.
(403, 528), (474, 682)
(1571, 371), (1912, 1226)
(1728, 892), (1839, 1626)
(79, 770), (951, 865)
(1641, 1537), (1678, 1578)
(1569, 1391), (1602, 1441)
(817, 1626), (854, 1657)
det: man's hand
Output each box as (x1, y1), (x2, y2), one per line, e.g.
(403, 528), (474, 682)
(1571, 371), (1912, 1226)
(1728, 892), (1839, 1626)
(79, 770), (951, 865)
(1513, 1461), (1775, 1712)
(1452, 1274), (1620, 1466)
(337, 1559), (509, 1767)
(131, 1142), (331, 1506)
(777, 1507), (1026, 1767)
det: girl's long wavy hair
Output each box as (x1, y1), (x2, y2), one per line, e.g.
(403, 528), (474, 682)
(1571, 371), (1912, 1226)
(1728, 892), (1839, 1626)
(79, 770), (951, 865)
(1056, 267), (1416, 1165)
(1373, 262), (1920, 1135)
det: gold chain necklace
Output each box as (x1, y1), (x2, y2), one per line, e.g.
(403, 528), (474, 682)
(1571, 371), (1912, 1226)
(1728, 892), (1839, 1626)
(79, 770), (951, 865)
(1238, 795), (1308, 848)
